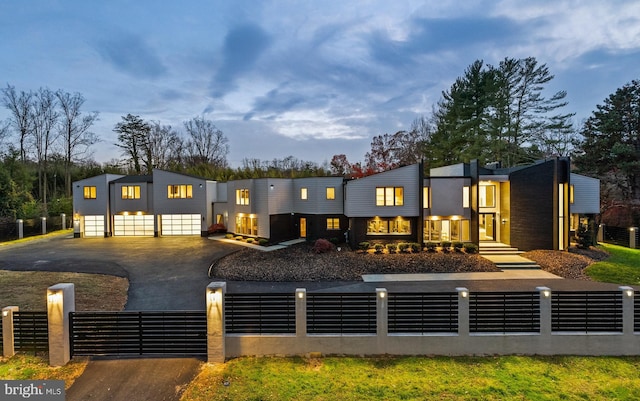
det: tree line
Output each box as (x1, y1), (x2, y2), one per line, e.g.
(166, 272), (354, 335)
(1, 56), (638, 223)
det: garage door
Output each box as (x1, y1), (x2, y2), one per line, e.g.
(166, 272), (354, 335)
(161, 214), (201, 236)
(113, 215), (155, 236)
(83, 215), (104, 237)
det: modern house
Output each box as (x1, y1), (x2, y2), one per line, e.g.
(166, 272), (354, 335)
(72, 158), (600, 251)
(72, 170), (218, 237)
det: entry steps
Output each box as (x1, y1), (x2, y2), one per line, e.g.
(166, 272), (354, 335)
(479, 242), (541, 270)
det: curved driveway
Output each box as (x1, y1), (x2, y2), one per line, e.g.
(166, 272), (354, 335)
(0, 233), (240, 310)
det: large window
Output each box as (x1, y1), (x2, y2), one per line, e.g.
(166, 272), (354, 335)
(424, 219), (470, 242)
(301, 188), (308, 200)
(121, 185), (140, 199)
(326, 187), (335, 200)
(463, 186), (470, 208)
(367, 217), (411, 235)
(376, 187), (404, 206)
(479, 185), (496, 208)
(83, 186), (97, 199)
(423, 187), (429, 208)
(236, 189), (250, 205)
(235, 214), (258, 235)
(326, 218), (340, 230)
(167, 184), (193, 199)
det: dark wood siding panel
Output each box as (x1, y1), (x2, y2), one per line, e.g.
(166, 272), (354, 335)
(509, 161), (556, 250)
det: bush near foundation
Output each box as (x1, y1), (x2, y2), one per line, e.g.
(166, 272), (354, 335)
(312, 238), (334, 254)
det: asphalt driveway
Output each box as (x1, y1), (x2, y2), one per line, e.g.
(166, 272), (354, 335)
(0, 232), (240, 310)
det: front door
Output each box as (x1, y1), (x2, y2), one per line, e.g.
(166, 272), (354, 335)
(479, 213), (495, 241)
(300, 218), (307, 238)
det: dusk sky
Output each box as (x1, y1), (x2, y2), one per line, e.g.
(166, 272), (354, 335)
(1, 1), (639, 167)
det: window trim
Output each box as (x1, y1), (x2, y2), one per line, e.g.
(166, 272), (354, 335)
(376, 186), (404, 206)
(121, 185), (141, 200)
(236, 189), (250, 205)
(167, 184), (193, 199)
(326, 187), (335, 200)
(326, 217), (340, 230)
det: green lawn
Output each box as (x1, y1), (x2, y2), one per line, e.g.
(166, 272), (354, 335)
(586, 243), (640, 285)
(181, 356), (640, 401)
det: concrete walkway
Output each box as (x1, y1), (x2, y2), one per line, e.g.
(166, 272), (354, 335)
(209, 235), (305, 251)
(363, 269), (561, 282)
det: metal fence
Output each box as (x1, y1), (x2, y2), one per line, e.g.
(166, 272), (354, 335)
(0, 215), (72, 243)
(225, 293), (296, 334)
(0, 311), (49, 353)
(599, 225), (639, 248)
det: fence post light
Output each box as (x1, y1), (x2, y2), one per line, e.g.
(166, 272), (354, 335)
(536, 287), (552, 337)
(206, 282), (226, 363)
(47, 283), (75, 366)
(456, 287), (469, 338)
(296, 288), (307, 338)
(620, 286), (634, 335)
(2, 306), (19, 358)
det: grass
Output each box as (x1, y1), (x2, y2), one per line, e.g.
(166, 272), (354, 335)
(0, 354), (89, 390)
(586, 243), (640, 285)
(181, 355), (640, 401)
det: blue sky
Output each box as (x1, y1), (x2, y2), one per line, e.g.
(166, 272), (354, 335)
(1, 0), (639, 167)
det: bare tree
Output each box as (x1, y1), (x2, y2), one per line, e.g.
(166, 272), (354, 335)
(31, 87), (59, 213)
(183, 116), (229, 167)
(145, 121), (180, 170)
(1, 85), (32, 162)
(56, 90), (99, 197)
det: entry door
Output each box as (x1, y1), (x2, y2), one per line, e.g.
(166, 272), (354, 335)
(479, 213), (495, 241)
(300, 218), (307, 238)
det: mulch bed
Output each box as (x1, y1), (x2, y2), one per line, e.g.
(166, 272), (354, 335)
(522, 247), (609, 280)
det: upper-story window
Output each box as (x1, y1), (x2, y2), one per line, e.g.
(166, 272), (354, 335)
(83, 186), (97, 199)
(236, 189), (250, 205)
(479, 185), (495, 208)
(168, 184), (193, 199)
(423, 187), (429, 208)
(326, 187), (335, 200)
(570, 184), (574, 204)
(463, 186), (470, 208)
(376, 187), (403, 206)
(301, 188), (308, 200)
(121, 185), (140, 200)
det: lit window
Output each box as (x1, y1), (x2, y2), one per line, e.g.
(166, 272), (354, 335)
(479, 185), (495, 208)
(236, 189), (250, 205)
(235, 214), (258, 235)
(301, 188), (308, 200)
(376, 187), (404, 206)
(423, 187), (429, 208)
(463, 186), (470, 208)
(423, 219), (470, 242)
(83, 186), (97, 199)
(326, 218), (340, 230)
(570, 185), (574, 204)
(167, 184), (193, 199)
(367, 217), (411, 235)
(121, 185), (140, 199)
(326, 187), (335, 200)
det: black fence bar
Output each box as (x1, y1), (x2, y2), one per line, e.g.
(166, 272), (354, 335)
(388, 293), (458, 333)
(601, 226), (633, 247)
(307, 293), (376, 334)
(70, 311), (207, 356)
(470, 292), (540, 333)
(13, 311), (49, 353)
(552, 292), (623, 332)
(225, 293), (295, 334)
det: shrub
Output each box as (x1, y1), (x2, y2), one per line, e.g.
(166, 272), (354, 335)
(410, 242), (421, 253)
(441, 241), (452, 251)
(398, 242), (410, 253)
(464, 243), (479, 254)
(225, 233), (234, 239)
(207, 223), (227, 234)
(453, 242), (464, 251)
(246, 238), (254, 244)
(312, 238), (334, 254)
(359, 241), (370, 251)
(374, 243), (384, 253)
(258, 239), (269, 246)
(386, 243), (397, 253)
(329, 237), (340, 245)
(425, 242), (437, 252)
(575, 225), (593, 249)
(235, 236), (244, 241)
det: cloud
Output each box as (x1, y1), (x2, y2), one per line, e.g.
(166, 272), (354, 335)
(95, 32), (167, 79)
(210, 23), (272, 98)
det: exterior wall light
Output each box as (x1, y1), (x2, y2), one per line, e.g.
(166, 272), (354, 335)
(47, 291), (62, 303)
(2, 310), (8, 317)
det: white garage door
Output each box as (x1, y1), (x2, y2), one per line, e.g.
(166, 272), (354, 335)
(83, 215), (104, 237)
(113, 215), (155, 236)
(161, 214), (201, 236)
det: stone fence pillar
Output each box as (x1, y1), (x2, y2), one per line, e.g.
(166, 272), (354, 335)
(2, 306), (19, 357)
(207, 282), (226, 363)
(47, 283), (75, 366)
